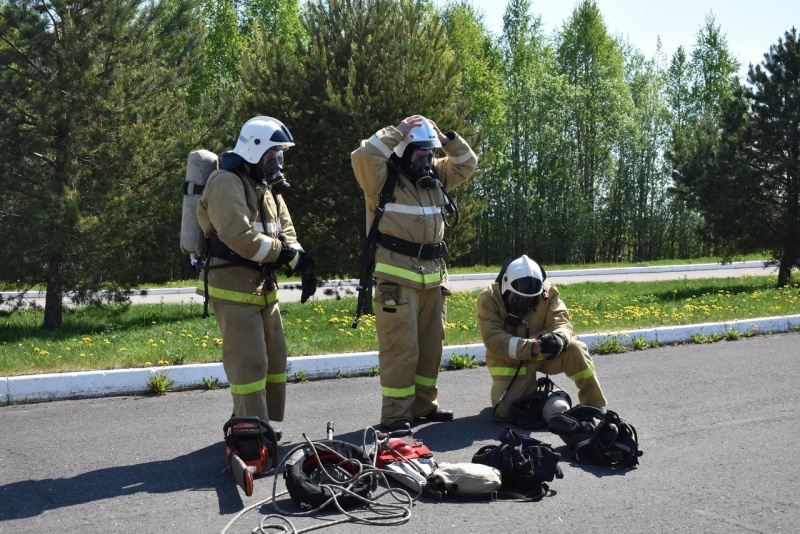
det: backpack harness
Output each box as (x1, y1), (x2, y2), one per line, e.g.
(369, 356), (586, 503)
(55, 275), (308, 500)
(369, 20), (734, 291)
(548, 405), (644, 467)
(199, 167), (285, 318)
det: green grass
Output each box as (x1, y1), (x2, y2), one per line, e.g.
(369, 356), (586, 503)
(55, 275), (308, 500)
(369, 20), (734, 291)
(0, 272), (797, 377)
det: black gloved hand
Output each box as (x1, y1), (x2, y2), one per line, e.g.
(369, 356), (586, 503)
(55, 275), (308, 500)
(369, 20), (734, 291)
(276, 243), (298, 268)
(538, 332), (566, 359)
(296, 252), (317, 304)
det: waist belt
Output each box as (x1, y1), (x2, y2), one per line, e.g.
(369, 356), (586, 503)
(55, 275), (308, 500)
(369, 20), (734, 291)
(378, 234), (448, 260)
(208, 234), (278, 272)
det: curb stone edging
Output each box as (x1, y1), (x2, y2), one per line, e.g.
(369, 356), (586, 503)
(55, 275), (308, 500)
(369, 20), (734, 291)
(2, 314), (798, 405)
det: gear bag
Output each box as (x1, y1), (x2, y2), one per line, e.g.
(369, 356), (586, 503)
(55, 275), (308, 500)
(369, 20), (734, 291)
(180, 150), (218, 267)
(471, 426), (562, 501)
(548, 405), (644, 467)
(425, 462), (502, 500)
(504, 376), (573, 430)
(284, 440), (374, 511)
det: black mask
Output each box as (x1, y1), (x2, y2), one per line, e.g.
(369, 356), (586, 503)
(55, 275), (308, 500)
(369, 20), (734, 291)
(403, 146), (437, 189)
(505, 312), (524, 328)
(259, 150), (291, 193)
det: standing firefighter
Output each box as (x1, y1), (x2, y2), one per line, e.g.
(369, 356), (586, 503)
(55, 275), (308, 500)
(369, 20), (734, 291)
(351, 115), (477, 432)
(197, 116), (317, 439)
(477, 255), (607, 422)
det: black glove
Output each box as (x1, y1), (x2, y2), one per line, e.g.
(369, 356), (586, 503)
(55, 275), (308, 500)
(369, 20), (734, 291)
(296, 252), (317, 304)
(276, 244), (298, 268)
(538, 333), (566, 359)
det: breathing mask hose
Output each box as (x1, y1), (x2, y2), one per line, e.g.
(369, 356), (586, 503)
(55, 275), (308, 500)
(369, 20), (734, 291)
(442, 189), (459, 228)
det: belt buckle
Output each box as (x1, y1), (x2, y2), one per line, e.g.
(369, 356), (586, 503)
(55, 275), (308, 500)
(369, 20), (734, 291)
(417, 243), (426, 260)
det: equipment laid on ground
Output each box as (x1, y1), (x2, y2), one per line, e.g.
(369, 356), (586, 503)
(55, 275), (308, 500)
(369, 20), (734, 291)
(426, 462), (502, 499)
(223, 417), (279, 497)
(471, 426), (562, 501)
(508, 376), (573, 429)
(180, 149), (218, 268)
(370, 427), (437, 494)
(283, 435), (375, 510)
(548, 405), (644, 467)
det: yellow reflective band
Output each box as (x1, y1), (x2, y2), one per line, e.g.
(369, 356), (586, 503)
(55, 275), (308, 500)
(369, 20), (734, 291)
(374, 263), (442, 285)
(487, 365), (528, 377)
(230, 376), (267, 396)
(415, 374), (437, 387)
(266, 372), (287, 384)
(569, 362), (596, 382)
(197, 280), (278, 305)
(381, 384), (416, 398)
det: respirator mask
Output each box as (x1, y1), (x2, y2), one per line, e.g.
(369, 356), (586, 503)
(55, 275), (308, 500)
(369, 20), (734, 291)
(408, 147), (437, 189)
(259, 149), (290, 194)
(504, 293), (538, 327)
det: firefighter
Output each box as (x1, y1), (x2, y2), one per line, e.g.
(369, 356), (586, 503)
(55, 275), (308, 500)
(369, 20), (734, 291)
(477, 255), (607, 420)
(197, 116), (317, 439)
(351, 115), (478, 431)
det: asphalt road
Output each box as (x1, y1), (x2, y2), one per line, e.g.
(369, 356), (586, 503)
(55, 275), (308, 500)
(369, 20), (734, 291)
(1, 332), (799, 533)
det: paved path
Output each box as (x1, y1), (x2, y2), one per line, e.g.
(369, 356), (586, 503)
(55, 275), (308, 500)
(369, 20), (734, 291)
(1, 261), (780, 305)
(1, 333), (799, 533)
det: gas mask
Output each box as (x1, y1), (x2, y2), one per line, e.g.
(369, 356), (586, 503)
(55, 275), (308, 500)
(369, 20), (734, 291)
(259, 149), (290, 194)
(503, 293), (539, 328)
(408, 147), (437, 189)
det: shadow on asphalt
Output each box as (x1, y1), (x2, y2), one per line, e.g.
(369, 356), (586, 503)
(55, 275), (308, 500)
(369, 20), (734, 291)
(0, 442), (248, 520)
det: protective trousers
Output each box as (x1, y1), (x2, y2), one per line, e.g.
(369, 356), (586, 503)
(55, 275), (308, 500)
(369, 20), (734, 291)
(212, 299), (288, 423)
(375, 279), (444, 426)
(490, 339), (606, 419)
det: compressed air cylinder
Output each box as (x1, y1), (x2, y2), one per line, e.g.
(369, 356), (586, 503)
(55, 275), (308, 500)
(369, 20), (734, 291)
(542, 395), (571, 423)
(180, 149), (218, 262)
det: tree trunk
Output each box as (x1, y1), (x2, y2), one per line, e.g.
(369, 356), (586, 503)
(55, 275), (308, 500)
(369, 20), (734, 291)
(43, 253), (64, 329)
(777, 255), (793, 289)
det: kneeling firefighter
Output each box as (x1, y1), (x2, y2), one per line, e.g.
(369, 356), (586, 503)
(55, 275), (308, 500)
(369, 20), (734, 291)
(197, 116), (317, 439)
(351, 115), (477, 432)
(476, 255), (607, 423)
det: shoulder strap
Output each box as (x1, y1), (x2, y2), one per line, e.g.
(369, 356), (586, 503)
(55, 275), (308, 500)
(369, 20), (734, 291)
(352, 156), (400, 327)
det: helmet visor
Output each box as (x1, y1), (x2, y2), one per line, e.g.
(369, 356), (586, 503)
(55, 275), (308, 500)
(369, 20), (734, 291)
(506, 292), (535, 315)
(512, 276), (542, 297)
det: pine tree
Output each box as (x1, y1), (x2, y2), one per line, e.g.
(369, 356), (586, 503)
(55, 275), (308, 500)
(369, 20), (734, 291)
(671, 28), (800, 287)
(0, 0), (207, 328)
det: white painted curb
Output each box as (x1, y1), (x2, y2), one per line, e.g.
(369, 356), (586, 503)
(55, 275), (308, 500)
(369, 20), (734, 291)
(2, 314), (798, 405)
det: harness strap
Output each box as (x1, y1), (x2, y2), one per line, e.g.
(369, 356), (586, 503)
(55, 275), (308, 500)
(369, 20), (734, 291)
(378, 234), (448, 260)
(200, 234), (280, 318)
(352, 156), (400, 328)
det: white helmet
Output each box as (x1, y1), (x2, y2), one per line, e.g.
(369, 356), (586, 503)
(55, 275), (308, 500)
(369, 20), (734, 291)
(500, 254), (545, 313)
(232, 116), (295, 164)
(393, 116), (442, 158)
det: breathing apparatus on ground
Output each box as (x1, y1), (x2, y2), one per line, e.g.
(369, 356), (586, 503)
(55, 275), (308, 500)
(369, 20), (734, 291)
(497, 254), (547, 327)
(232, 115), (295, 193)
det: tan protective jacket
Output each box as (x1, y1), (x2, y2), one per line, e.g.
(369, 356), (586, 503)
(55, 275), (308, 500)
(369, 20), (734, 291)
(196, 169), (300, 304)
(477, 281), (575, 367)
(351, 125), (477, 289)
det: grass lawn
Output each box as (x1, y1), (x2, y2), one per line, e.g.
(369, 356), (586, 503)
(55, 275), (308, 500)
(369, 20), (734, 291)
(1, 271), (797, 376)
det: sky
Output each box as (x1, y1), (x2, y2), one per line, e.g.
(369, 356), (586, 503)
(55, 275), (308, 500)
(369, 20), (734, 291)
(441, 0), (799, 78)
